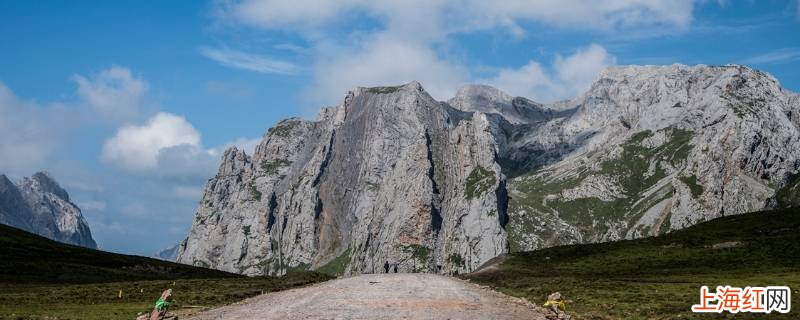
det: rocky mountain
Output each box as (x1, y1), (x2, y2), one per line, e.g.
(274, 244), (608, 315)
(178, 82), (507, 275)
(500, 65), (800, 251)
(0, 172), (97, 248)
(155, 243), (180, 261)
(178, 64), (800, 276)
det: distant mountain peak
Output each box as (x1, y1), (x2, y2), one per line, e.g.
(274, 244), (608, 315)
(0, 172), (96, 248)
(28, 171), (70, 201)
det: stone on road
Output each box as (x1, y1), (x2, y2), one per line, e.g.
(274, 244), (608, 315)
(187, 274), (546, 320)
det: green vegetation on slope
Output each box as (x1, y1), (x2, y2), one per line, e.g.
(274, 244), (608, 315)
(679, 174), (704, 198)
(0, 273), (332, 320)
(0, 223), (233, 284)
(316, 247), (352, 277)
(0, 224), (333, 319)
(260, 159), (292, 175)
(775, 173), (800, 208)
(248, 181), (262, 202)
(507, 128), (693, 250)
(465, 166), (497, 200)
(365, 85), (402, 94)
(466, 207), (800, 320)
(267, 121), (297, 137)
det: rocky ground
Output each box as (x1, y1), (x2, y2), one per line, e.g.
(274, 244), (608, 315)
(186, 273), (547, 320)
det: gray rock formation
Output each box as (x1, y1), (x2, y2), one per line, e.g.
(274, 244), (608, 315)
(0, 172), (97, 248)
(178, 83), (508, 275)
(155, 243), (180, 261)
(499, 64), (800, 251)
(178, 64), (800, 275)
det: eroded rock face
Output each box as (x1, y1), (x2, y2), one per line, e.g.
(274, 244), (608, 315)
(500, 65), (800, 251)
(0, 172), (97, 248)
(178, 64), (800, 275)
(178, 83), (508, 275)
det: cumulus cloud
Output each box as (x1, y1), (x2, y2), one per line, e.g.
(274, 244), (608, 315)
(0, 83), (73, 175)
(308, 37), (468, 104)
(485, 44), (615, 102)
(213, 1), (692, 106)
(73, 66), (148, 120)
(100, 111), (260, 179)
(201, 47), (300, 75)
(154, 144), (219, 179)
(101, 112), (205, 171)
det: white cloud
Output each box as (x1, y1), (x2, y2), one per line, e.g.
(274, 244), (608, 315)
(486, 44), (615, 102)
(100, 111), (255, 178)
(201, 47), (300, 75)
(223, 136), (262, 155)
(173, 185), (203, 200)
(309, 37), (468, 104)
(78, 201), (107, 212)
(460, 0), (696, 33)
(73, 66), (148, 120)
(101, 112), (204, 171)
(0, 83), (72, 175)
(222, 0), (697, 36)
(741, 48), (800, 65)
(154, 144), (219, 178)
(215, 1), (688, 107)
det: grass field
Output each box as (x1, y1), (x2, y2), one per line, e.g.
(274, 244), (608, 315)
(0, 272), (332, 320)
(465, 207), (800, 320)
(0, 224), (333, 319)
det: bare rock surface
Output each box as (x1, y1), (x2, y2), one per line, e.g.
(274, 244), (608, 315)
(178, 64), (800, 275)
(186, 273), (546, 320)
(0, 172), (96, 248)
(178, 83), (508, 275)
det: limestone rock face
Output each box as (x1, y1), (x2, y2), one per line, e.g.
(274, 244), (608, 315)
(497, 65), (800, 251)
(0, 172), (96, 248)
(178, 83), (508, 275)
(178, 64), (800, 275)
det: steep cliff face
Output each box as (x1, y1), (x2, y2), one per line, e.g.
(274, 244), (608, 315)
(0, 172), (96, 248)
(179, 64), (800, 275)
(178, 82), (508, 275)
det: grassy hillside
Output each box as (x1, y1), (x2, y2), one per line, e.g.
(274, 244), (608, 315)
(0, 224), (333, 319)
(0, 223), (234, 283)
(465, 207), (800, 319)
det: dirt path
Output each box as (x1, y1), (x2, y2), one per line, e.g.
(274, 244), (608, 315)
(186, 273), (547, 320)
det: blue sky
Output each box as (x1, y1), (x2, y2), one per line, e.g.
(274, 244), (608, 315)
(1, 0), (799, 256)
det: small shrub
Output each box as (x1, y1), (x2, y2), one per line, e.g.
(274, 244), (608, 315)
(448, 253), (465, 268)
(679, 175), (704, 198)
(249, 182), (262, 202)
(366, 86), (402, 94)
(465, 166), (497, 199)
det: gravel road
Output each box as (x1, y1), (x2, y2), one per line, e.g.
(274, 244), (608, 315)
(186, 273), (546, 320)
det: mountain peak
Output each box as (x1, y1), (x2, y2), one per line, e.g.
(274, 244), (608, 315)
(0, 172), (96, 248)
(28, 171), (69, 201)
(447, 84), (554, 124)
(453, 84), (512, 103)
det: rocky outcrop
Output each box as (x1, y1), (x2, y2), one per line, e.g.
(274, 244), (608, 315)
(178, 83), (508, 275)
(0, 172), (97, 248)
(155, 243), (180, 261)
(179, 64), (800, 275)
(500, 65), (800, 251)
